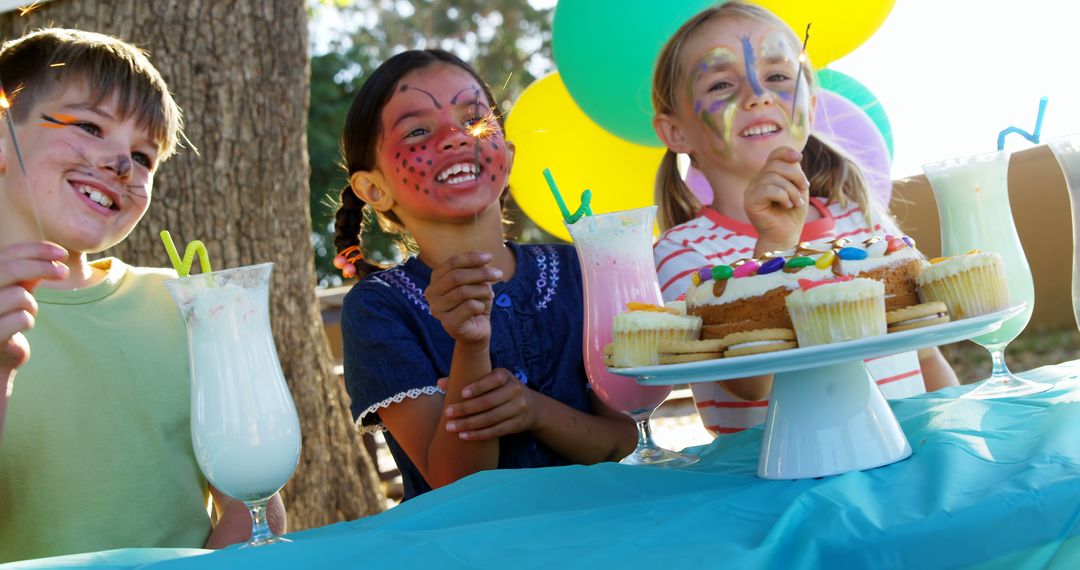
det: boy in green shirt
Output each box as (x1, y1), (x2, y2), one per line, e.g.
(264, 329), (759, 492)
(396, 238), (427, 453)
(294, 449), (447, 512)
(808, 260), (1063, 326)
(0, 28), (285, 562)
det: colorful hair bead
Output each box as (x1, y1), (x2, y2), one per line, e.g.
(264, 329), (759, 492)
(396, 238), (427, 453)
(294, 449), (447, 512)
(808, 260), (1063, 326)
(733, 260), (759, 277)
(697, 266), (713, 282)
(815, 250), (836, 269)
(334, 245), (363, 279)
(758, 256), (786, 275)
(711, 265), (734, 281)
(885, 237), (907, 254)
(837, 246), (868, 261)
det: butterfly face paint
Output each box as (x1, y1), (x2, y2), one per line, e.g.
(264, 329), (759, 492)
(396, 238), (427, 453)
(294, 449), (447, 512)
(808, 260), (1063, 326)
(684, 23), (811, 161)
(377, 64), (510, 221)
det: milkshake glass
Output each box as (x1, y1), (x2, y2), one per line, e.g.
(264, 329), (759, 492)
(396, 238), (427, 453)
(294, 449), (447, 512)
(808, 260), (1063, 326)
(567, 206), (697, 466)
(165, 263), (301, 546)
(922, 150), (1047, 398)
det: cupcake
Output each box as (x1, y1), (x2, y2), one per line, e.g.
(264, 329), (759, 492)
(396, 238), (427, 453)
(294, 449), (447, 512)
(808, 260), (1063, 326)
(916, 251), (1009, 319)
(610, 303), (702, 367)
(784, 276), (887, 347)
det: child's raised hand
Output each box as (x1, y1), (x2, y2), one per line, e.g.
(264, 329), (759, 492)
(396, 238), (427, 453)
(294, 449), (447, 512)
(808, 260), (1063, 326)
(425, 251), (502, 346)
(0, 242), (68, 373)
(442, 368), (535, 440)
(744, 146), (811, 254)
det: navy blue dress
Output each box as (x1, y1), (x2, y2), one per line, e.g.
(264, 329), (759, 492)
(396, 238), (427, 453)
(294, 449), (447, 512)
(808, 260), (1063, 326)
(342, 242), (593, 500)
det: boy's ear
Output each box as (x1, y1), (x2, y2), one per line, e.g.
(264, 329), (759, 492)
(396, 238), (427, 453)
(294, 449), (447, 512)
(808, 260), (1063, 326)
(350, 171), (394, 212)
(653, 113), (694, 155)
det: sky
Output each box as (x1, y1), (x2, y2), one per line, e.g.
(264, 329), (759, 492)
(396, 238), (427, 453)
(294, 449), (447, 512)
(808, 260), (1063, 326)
(829, 0), (1080, 179)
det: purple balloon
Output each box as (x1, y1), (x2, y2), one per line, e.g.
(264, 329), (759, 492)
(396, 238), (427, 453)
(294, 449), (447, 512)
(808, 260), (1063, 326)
(680, 91), (892, 209)
(684, 166), (714, 206)
(813, 89), (893, 208)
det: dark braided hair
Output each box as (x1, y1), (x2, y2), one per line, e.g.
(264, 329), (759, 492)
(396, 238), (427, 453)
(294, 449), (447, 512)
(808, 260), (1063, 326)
(333, 49), (504, 278)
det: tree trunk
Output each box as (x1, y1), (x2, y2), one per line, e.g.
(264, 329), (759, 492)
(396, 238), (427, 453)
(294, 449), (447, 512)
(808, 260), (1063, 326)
(1, 0), (385, 527)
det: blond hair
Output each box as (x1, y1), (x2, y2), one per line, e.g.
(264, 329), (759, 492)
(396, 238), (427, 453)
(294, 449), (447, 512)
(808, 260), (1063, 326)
(652, 2), (875, 232)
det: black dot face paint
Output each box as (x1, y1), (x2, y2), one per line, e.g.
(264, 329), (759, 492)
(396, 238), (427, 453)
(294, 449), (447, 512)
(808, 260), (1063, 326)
(416, 157), (422, 163)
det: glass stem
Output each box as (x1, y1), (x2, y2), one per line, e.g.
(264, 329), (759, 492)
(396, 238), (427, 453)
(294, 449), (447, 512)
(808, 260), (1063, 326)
(245, 500), (273, 544)
(988, 346), (1011, 380)
(634, 417), (655, 450)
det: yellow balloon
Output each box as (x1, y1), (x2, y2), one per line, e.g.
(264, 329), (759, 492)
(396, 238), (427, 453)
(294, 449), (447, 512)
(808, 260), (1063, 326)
(752, 0), (895, 67)
(507, 73), (664, 242)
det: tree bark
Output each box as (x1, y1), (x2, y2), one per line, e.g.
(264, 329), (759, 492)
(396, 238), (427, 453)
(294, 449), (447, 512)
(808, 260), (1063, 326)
(1, 0), (385, 527)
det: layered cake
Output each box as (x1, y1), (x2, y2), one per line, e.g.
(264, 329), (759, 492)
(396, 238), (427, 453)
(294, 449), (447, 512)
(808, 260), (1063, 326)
(684, 235), (921, 339)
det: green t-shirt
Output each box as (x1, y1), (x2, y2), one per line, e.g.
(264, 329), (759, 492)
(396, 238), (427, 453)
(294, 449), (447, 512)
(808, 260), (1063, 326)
(0, 258), (211, 563)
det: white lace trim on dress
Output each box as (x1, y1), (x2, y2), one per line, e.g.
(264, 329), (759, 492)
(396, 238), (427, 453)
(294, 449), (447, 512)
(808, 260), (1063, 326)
(354, 385), (444, 434)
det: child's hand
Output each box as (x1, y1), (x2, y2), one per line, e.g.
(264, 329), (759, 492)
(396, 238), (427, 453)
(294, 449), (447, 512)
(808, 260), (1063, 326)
(0, 242), (68, 373)
(744, 146), (811, 254)
(425, 251), (502, 346)
(441, 368), (535, 440)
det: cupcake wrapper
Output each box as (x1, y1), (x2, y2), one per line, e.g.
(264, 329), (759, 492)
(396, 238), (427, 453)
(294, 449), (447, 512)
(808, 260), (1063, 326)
(612, 326), (699, 367)
(918, 265), (1010, 319)
(788, 297), (887, 347)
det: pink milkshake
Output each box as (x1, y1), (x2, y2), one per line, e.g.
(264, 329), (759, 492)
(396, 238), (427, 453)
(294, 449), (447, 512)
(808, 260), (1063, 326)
(567, 207), (671, 416)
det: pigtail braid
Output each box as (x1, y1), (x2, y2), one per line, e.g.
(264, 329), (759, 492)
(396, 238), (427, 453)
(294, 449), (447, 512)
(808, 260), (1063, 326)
(802, 134), (874, 231)
(656, 150), (702, 231)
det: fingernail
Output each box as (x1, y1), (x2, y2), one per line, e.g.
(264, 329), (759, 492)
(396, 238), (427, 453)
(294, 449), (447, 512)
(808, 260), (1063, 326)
(492, 269), (503, 279)
(459, 432), (470, 440)
(446, 421), (457, 431)
(445, 406), (455, 417)
(462, 389), (472, 398)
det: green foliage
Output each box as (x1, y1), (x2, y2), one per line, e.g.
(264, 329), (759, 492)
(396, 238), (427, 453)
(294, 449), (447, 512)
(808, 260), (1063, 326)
(308, 0), (556, 287)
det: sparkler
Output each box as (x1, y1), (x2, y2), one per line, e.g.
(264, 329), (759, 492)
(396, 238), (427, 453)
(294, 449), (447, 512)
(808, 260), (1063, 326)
(0, 75), (45, 238)
(790, 23), (811, 125)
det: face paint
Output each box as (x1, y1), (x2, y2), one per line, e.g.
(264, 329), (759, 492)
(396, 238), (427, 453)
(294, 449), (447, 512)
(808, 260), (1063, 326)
(758, 29), (809, 140)
(688, 46), (739, 155)
(377, 65), (511, 220)
(683, 23), (811, 164)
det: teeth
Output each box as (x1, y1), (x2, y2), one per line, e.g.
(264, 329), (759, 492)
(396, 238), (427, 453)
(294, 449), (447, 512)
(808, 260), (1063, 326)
(76, 184), (114, 208)
(741, 124), (779, 137)
(436, 162), (480, 183)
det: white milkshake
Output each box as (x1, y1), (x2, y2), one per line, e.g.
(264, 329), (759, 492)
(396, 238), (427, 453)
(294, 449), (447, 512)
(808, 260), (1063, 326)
(166, 263), (301, 503)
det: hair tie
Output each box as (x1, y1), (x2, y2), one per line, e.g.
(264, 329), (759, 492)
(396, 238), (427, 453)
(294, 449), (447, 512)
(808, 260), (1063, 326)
(333, 245), (363, 278)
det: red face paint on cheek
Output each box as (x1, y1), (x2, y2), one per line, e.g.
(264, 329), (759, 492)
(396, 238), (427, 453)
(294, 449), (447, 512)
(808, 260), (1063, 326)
(386, 141), (436, 193)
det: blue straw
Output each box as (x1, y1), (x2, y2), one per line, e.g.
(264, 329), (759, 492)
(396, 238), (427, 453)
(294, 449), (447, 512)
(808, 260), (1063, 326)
(997, 96), (1048, 150)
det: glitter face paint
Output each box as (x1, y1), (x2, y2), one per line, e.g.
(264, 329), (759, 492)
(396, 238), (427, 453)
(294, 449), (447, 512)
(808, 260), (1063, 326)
(377, 65), (510, 221)
(686, 25), (810, 157)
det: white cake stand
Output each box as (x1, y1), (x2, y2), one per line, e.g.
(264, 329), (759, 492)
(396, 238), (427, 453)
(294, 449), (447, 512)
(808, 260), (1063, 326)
(609, 306), (1025, 480)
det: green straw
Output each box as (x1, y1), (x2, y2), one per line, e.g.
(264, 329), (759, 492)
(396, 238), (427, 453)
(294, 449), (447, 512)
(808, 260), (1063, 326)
(543, 168), (593, 225)
(160, 230), (212, 277)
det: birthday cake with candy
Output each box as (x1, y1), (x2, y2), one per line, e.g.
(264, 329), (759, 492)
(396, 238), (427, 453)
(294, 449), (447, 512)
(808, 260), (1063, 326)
(684, 235), (922, 339)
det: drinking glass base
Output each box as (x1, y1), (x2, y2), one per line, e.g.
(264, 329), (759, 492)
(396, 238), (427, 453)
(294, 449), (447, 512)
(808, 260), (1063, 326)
(241, 535), (291, 548)
(962, 373), (1051, 399)
(619, 445), (699, 467)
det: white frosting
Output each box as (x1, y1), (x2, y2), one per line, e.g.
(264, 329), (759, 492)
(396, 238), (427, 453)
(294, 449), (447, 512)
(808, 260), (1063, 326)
(917, 252), (1004, 284)
(685, 237), (917, 307)
(612, 310), (702, 332)
(728, 339), (789, 350)
(785, 277), (884, 308)
(665, 300), (687, 315)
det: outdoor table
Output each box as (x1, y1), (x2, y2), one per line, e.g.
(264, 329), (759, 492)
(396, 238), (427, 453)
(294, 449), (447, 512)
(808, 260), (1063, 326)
(6, 360), (1080, 569)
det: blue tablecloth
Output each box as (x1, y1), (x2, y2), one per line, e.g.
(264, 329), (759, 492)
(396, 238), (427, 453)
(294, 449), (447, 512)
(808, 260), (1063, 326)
(7, 362), (1080, 569)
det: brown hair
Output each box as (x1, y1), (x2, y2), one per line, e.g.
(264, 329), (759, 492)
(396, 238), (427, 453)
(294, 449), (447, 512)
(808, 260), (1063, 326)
(0, 28), (183, 161)
(652, 2), (874, 232)
(333, 49), (504, 278)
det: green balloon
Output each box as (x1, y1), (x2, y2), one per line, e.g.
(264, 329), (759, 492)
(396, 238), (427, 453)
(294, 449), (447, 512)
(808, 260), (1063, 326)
(816, 69), (894, 159)
(553, 0), (719, 147)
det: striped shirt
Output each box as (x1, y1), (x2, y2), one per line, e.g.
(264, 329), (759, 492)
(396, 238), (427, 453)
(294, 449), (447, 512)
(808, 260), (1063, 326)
(653, 199), (925, 435)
